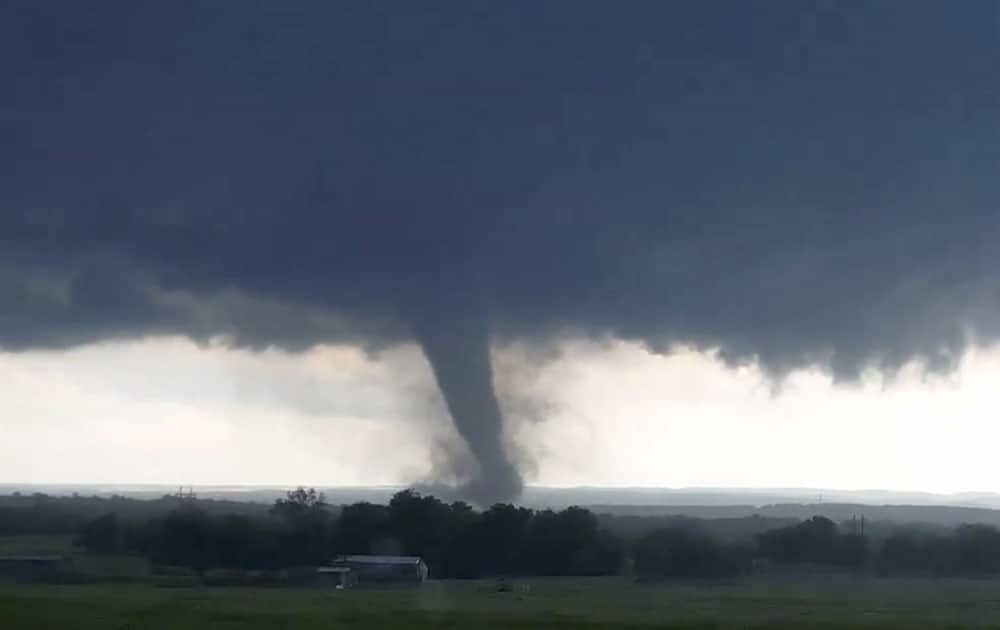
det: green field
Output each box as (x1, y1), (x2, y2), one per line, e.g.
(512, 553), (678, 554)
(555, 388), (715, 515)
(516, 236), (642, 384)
(0, 535), (76, 555)
(0, 535), (151, 579)
(4, 577), (1000, 629)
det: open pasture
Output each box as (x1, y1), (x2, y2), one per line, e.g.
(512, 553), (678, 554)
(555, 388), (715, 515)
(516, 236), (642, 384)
(4, 576), (1000, 629)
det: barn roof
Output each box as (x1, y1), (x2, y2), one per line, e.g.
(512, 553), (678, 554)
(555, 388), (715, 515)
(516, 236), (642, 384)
(336, 555), (423, 565)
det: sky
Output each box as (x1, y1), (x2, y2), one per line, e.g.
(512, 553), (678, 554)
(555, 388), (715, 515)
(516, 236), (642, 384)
(3, 336), (1000, 494)
(2, 2), (1000, 499)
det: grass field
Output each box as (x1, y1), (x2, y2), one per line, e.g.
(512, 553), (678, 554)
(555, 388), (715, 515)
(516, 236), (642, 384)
(0, 535), (151, 579)
(0, 535), (76, 555)
(4, 577), (1000, 628)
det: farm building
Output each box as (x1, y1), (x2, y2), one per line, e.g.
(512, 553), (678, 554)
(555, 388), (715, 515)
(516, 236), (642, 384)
(0, 556), (69, 582)
(316, 566), (355, 588)
(329, 555), (428, 584)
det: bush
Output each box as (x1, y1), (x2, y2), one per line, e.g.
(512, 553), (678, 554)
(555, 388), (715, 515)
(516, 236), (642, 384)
(633, 526), (751, 579)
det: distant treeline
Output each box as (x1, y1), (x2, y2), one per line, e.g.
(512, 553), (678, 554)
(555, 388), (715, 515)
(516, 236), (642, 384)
(77, 489), (622, 577)
(0, 492), (269, 536)
(8, 489), (1000, 579)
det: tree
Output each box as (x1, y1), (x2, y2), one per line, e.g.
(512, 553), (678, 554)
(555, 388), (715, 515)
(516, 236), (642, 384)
(157, 506), (215, 572)
(334, 502), (390, 555)
(270, 488), (333, 565)
(477, 503), (533, 575)
(212, 514), (281, 570)
(878, 530), (948, 575)
(388, 490), (465, 573)
(519, 506), (620, 576)
(76, 513), (122, 554)
(571, 527), (624, 576)
(833, 532), (868, 568)
(633, 526), (749, 579)
(756, 516), (837, 564)
(952, 524), (1000, 574)
(271, 487), (327, 523)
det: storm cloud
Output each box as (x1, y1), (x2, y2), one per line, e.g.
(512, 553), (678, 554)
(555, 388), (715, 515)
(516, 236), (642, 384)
(3, 1), (1000, 501)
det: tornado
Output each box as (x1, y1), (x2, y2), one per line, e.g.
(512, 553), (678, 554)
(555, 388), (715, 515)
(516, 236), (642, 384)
(410, 305), (523, 505)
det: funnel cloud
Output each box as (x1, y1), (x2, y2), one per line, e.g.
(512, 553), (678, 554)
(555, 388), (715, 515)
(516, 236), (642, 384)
(411, 303), (521, 503)
(3, 2), (1000, 500)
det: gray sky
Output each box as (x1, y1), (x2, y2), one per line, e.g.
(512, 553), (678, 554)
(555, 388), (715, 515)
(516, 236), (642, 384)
(3, 2), (1000, 495)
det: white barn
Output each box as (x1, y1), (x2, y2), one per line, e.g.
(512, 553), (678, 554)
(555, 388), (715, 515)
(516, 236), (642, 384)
(329, 555), (428, 584)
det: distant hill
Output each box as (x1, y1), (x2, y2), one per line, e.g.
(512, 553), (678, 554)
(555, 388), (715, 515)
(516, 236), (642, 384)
(521, 487), (1000, 510)
(587, 502), (1000, 529)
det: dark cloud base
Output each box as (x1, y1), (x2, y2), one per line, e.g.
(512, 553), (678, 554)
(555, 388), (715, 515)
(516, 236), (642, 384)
(3, 1), (1000, 500)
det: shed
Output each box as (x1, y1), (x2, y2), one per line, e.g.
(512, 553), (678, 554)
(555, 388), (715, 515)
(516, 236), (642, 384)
(330, 555), (428, 584)
(316, 565), (355, 588)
